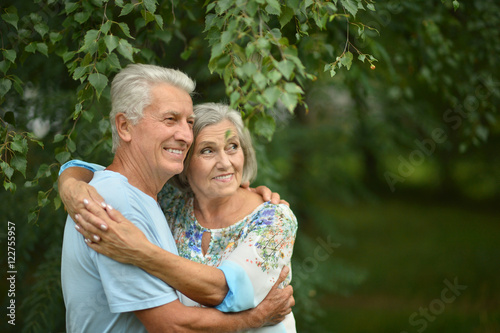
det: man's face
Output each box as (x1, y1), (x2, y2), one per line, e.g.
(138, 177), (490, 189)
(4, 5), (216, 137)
(129, 83), (194, 179)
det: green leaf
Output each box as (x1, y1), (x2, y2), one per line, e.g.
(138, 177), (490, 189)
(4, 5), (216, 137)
(340, 51), (353, 70)
(241, 62), (258, 77)
(25, 43), (37, 53)
(117, 39), (134, 62)
(88, 72), (109, 98)
(11, 136), (28, 154)
(1, 13), (19, 29)
(75, 10), (92, 24)
(453, 0), (459, 11)
(230, 91), (241, 107)
(50, 31), (63, 43)
(274, 59), (294, 80)
(367, 3), (375, 11)
(181, 48), (192, 60)
(64, 2), (79, 14)
(73, 66), (89, 80)
(0, 78), (12, 97)
(265, 0), (281, 15)
(34, 22), (49, 38)
(11, 155), (27, 177)
(104, 52), (121, 70)
(54, 195), (62, 210)
(120, 4), (135, 16)
(263, 86), (281, 106)
(253, 72), (267, 90)
(55, 151), (71, 164)
(36, 43), (49, 56)
(35, 164), (51, 178)
(3, 49), (16, 63)
(104, 35), (119, 53)
(80, 29), (99, 54)
(0, 161), (14, 180)
(100, 20), (112, 34)
(118, 22), (133, 38)
(0, 60), (10, 74)
(154, 14), (164, 29)
(38, 191), (50, 208)
(53, 134), (65, 143)
(284, 82), (304, 94)
(280, 92), (298, 112)
(221, 30), (234, 48)
(67, 138), (77, 153)
(62, 51), (76, 63)
(340, 0), (358, 17)
(4, 181), (16, 192)
(279, 6), (294, 27)
(143, 0), (157, 13)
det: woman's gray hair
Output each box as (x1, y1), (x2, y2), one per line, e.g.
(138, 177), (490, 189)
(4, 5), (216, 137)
(170, 103), (257, 192)
(109, 64), (196, 152)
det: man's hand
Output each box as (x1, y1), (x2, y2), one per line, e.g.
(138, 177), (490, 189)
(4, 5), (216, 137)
(241, 182), (290, 206)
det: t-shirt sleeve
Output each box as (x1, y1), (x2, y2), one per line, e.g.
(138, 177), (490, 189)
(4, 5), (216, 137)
(59, 159), (105, 175)
(94, 212), (179, 313)
(219, 203), (298, 309)
(90, 178), (179, 313)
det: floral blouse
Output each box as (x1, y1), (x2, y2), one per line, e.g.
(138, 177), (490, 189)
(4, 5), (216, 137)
(158, 183), (298, 332)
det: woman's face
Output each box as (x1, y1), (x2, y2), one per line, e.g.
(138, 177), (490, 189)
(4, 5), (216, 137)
(186, 119), (245, 201)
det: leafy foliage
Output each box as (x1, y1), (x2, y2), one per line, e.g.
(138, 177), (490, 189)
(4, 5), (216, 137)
(2, 0), (499, 331)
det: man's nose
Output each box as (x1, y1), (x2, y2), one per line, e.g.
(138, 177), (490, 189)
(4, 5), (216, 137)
(174, 121), (193, 145)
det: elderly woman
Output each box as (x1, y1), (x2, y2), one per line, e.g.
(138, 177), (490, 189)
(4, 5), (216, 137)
(59, 103), (298, 332)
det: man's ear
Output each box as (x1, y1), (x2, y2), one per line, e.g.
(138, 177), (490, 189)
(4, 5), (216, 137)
(115, 113), (132, 143)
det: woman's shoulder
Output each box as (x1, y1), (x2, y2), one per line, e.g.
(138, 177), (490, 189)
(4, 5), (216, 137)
(250, 200), (298, 229)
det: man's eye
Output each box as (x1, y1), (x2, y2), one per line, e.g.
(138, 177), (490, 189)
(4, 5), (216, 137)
(201, 148), (212, 154)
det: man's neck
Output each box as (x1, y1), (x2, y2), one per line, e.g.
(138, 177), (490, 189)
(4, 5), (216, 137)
(107, 152), (171, 201)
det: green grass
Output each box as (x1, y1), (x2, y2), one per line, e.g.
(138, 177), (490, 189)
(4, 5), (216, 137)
(315, 198), (500, 332)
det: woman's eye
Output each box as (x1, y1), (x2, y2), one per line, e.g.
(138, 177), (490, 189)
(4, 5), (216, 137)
(201, 148), (212, 154)
(228, 143), (238, 151)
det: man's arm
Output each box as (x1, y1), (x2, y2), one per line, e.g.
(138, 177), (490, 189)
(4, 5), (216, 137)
(135, 267), (294, 333)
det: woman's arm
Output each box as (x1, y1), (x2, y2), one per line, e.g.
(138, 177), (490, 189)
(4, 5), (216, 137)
(58, 166), (106, 224)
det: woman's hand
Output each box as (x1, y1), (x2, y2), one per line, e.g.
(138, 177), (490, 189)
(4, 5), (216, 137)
(75, 200), (152, 266)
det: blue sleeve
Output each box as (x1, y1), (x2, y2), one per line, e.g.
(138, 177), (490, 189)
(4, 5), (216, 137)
(59, 159), (105, 176)
(215, 261), (255, 312)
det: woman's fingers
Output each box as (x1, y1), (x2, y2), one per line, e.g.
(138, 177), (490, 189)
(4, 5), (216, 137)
(74, 210), (105, 242)
(82, 198), (111, 231)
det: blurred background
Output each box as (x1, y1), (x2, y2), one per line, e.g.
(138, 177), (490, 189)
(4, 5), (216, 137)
(1, 1), (499, 332)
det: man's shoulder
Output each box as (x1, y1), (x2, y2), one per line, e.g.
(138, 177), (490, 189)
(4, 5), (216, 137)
(89, 171), (149, 215)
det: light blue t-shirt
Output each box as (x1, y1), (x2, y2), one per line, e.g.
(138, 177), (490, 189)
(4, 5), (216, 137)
(61, 170), (180, 333)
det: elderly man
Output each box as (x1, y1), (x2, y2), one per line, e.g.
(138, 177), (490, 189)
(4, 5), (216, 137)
(60, 64), (293, 332)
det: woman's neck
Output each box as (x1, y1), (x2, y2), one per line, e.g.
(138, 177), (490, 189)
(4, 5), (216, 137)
(193, 188), (261, 229)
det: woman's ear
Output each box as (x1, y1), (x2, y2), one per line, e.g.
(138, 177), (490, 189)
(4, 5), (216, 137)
(115, 113), (132, 143)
